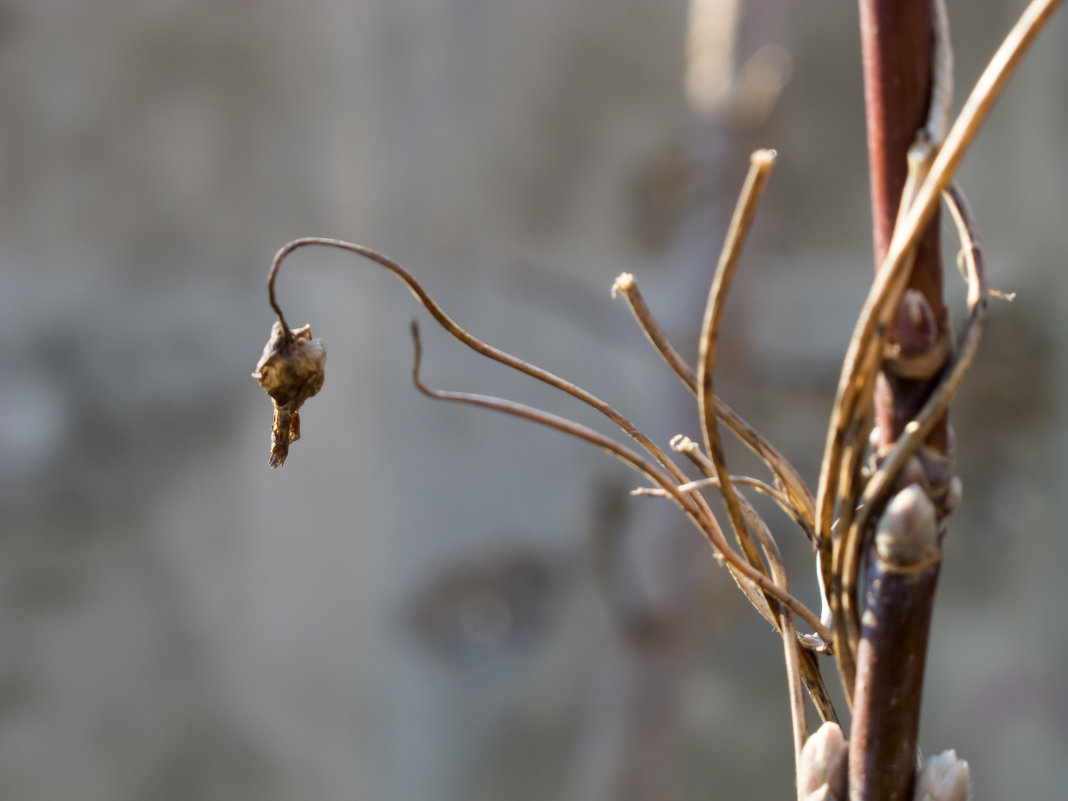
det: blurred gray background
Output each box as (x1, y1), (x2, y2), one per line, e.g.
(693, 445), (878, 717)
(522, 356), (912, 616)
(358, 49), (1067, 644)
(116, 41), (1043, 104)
(2, 1), (1067, 799)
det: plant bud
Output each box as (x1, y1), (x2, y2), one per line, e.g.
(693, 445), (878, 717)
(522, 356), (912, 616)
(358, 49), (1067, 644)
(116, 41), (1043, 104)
(798, 722), (848, 801)
(874, 484), (938, 566)
(914, 750), (971, 801)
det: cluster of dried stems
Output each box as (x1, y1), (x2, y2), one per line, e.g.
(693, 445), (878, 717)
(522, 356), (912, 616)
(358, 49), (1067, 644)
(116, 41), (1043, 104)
(252, 1), (1061, 799)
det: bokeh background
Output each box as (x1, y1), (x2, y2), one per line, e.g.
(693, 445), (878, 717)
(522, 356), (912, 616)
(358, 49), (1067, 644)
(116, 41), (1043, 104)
(2, 1), (1067, 799)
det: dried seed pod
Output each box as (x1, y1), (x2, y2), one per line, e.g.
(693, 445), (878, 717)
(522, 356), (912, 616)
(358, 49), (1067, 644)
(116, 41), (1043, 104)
(252, 322), (326, 468)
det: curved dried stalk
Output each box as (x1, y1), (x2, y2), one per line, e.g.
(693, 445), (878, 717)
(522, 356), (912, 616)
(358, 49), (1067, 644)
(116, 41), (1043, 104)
(611, 272), (697, 394)
(265, 236), (834, 657)
(406, 320), (832, 642)
(669, 435), (816, 542)
(689, 152), (836, 733)
(697, 149), (780, 602)
(267, 238), (690, 489)
(733, 490), (806, 779)
(634, 475), (789, 511)
(661, 437), (836, 719)
(612, 271), (815, 533)
(267, 240), (808, 629)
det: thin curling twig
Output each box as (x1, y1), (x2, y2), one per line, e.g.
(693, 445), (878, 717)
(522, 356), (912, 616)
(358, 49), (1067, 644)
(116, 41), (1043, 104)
(633, 474), (791, 512)
(267, 238), (697, 500)
(666, 435), (837, 722)
(733, 491), (807, 780)
(611, 272), (697, 395)
(266, 237), (809, 640)
(698, 149), (778, 602)
(407, 321), (832, 643)
(613, 273), (816, 534)
(667, 436), (815, 542)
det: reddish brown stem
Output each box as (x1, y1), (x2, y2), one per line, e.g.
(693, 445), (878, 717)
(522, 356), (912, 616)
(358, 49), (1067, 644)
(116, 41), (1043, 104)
(859, 0), (949, 452)
(852, 2), (948, 799)
(849, 558), (940, 801)
(847, 486), (943, 801)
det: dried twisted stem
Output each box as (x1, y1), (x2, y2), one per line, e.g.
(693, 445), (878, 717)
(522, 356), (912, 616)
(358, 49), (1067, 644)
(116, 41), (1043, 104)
(658, 437), (836, 722)
(612, 262), (815, 533)
(669, 435), (816, 543)
(407, 320), (831, 641)
(266, 236), (830, 640)
(697, 149), (779, 604)
(734, 490), (807, 780)
(268, 238), (698, 494)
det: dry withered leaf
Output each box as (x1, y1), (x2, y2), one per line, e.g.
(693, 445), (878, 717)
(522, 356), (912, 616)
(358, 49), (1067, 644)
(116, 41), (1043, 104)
(252, 321), (326, 468)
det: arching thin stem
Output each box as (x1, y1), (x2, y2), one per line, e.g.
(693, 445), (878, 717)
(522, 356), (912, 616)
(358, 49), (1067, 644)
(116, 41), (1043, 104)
(697, 149), (779, 612)
(265, 237), (811, 638)
(612, 271), (815, 533)
(267, 239), (693, 490)
(408, 320), (832, 643)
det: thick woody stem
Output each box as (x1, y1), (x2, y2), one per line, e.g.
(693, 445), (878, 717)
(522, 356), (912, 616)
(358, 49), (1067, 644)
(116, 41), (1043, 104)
(859, 0), (949, 452)
(852, 2), (947, 799)
(848, 487), (941, 801)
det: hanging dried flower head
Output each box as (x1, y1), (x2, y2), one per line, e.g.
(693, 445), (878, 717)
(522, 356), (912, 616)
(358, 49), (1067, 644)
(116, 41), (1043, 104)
(252, 321), (326, 467)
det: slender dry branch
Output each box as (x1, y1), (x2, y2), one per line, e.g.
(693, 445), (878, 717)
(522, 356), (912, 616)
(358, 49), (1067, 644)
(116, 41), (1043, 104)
(611, 272), (698, 395)
(264, 237), (834, 648)
(407, 321), (831, 643)
(634, 475), (790, 512)
(267, 240), (801, 632)
(613, 271), (816, 534)
(266, 238), (688, 487)
(659, 435), (837, 722)
(734, 491), (806, 782)
(697, 149), (779, 599)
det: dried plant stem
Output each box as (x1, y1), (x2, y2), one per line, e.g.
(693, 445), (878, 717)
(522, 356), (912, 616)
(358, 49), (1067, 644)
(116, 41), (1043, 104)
(613, 273), (815, 533)
(670, 434), (817, 547)
(268, 238), (832, 647)
(611, 272), (697, 395)
(635, 474), (791, 513)
(407, 321), (832, 643)
(688, 151), (836, 734)
(697, 149), (779, 601)
(734, 491), (806, 780)
(269, 240), (787, 625)
(665, 437), (837, 723)
(268, 238), (692, 498)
